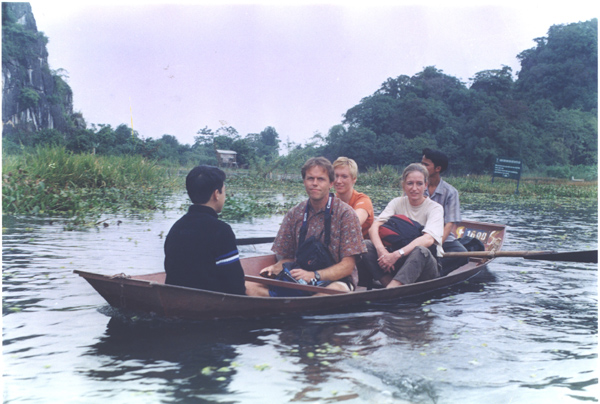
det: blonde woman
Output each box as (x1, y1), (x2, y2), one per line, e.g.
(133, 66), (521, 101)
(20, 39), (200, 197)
(332, 157), (374, 239)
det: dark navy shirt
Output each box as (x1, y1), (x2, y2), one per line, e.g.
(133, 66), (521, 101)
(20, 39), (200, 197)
(164, 204), (245, 294)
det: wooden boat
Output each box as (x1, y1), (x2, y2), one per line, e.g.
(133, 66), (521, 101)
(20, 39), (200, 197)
(75, 220), (505, 320)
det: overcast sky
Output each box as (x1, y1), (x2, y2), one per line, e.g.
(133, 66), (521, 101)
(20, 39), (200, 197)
(29, 1), (597, 150)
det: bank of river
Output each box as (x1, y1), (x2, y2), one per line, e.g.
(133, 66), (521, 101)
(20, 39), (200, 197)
(2, 194), (597, 403)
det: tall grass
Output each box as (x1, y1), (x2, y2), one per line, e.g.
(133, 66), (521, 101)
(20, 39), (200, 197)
(2, 146), (178, 219)
(4, 146), (172, 188)
(4, 147), (595, 224)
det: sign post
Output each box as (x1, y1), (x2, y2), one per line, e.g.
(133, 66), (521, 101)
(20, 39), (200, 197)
(492, 158), (522, 194)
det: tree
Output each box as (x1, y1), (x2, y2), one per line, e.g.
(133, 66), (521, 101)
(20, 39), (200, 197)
(151, 134), (181, 161)
(341, 67), (468, 167)
(245, 126), (281, 162)
(516, 19), (598, 111)
(257, 126), (281, 160)
(230, 138), (254, 166)
(470, 66), (514, 97)
(325, 125), (377, 168)
(193, 126), (215, 148)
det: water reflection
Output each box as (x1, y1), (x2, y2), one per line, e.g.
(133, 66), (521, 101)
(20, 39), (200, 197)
(85, 316), (277, 402)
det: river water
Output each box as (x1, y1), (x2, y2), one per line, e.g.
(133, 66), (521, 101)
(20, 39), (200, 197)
(2, 193), (598, 403)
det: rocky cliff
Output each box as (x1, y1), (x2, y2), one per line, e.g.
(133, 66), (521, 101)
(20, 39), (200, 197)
(2, 2), (82, 136)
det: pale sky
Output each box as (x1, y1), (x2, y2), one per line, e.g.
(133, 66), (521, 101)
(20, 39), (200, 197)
(29, 1), (598, 150)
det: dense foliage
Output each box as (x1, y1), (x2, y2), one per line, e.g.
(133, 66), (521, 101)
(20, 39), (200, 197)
(2, 19), (597, 178)
(3, 146), (596, 224)
(2, 146), (179, 224)
(323, 19), (597, 174)
(1, 4), (47, 62)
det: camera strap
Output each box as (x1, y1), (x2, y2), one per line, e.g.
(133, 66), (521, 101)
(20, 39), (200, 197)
(298, 193), (333, 247)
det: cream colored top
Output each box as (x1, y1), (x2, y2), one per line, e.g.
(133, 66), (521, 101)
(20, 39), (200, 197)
(376, 196), (444, 255)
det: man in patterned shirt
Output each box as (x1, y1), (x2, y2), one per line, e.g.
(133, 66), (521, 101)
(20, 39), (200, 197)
(245, 157), (367, 296)
(421, 148), (468, 274)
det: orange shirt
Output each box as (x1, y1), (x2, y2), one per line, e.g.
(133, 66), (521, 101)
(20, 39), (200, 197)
(347, 189), (374, 239)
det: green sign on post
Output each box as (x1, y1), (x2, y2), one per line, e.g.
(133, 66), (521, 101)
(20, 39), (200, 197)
(492, 158), (522, 194)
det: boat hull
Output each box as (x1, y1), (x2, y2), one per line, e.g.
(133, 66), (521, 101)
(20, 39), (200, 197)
(75, 220), (505, 320)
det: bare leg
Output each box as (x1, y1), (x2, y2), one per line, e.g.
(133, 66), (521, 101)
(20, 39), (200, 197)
(379, 273), (393, 287)
(386, 279), (403, 288)
(313, 281), (351, 296)
(244, 281), (270, 297)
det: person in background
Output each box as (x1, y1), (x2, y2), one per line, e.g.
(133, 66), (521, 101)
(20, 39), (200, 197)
(333, 157), (374, 239)
(164, 165), (245, 294)
(420, 148), (469, 274)
(362, 163), (443, 287)
(245, 157), (366, 296)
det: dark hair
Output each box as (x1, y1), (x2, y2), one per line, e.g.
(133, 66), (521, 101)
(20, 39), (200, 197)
(422, 148), (449, 173)
(301, 157), (335, 182)
(186, 165), (226, 204)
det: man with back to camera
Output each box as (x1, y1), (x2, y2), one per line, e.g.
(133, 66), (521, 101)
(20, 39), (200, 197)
(245, 157), (366, 296)
(420, 148), (468, 274)
(164, 165), (246, 294)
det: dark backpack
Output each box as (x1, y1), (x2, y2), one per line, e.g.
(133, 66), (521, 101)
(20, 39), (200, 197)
(269, 195), (335, 297)
(458, 236), (485, 252)
(378, 214), (437, 257)
(379, 215), (424, 250)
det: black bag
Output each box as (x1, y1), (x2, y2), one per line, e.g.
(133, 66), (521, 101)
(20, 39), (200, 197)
(378, 214), (438, 258)
(458, 236), (485, 252)
(295, 235), (335, 272)
(268, 194), (335, 298)
(269, 261), (331, 297)
(379, 215), (424, 250)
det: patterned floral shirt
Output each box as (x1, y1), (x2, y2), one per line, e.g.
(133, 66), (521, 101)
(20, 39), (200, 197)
(272, 195), (366, 285)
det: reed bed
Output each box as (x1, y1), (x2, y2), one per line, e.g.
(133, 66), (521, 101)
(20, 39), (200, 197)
(222, 167), (597, 220)
(2, 146), (178, 219)
(3, 148), (596, 224)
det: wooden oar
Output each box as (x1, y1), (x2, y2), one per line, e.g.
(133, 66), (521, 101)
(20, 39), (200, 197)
(237, 237), (276, 246)
(443, 250), (598, 263)
(244, 275), (345, 295)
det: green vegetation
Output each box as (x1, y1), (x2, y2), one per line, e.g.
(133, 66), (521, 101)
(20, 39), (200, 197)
(2, 17), (597, 222)
(19, 87), (40, 109)
(2, 147), (595, 224)
(325, 19), (597, 173)
(4, 19), (597, 178)
(219, 167), (597, 220)
(2, 146), (178, 224)
(451, 176), (597, 199)
(1, 4), (47, 63)
(220, 193), (298, 220)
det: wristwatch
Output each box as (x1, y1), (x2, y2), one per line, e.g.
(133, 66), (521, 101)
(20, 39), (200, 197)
(397, 249), (405, 258)
(314, 271), (321, 281)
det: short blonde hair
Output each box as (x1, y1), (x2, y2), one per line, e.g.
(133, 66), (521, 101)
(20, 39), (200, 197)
(401, 163), (429, 185)
(332, 157), (358, 180)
